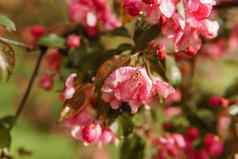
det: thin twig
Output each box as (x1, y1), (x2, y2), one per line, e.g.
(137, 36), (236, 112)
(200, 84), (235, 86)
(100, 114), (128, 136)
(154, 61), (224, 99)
(15, 51), (44, 121)
(0, 37), (32, 50)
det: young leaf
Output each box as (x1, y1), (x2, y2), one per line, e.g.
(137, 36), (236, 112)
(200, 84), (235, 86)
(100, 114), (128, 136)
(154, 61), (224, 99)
(134, 24), (160, 50)
(0, 15), (16, 31)
(0, 42), (15, 82)
(108, 27), (131, 37)
(0, 116), (16, 130)
(38, 34), (66, 48)
(165, 56), (181, 86)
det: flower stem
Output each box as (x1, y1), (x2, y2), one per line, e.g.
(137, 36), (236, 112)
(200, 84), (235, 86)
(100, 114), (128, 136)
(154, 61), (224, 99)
(15, 51), (44, 121)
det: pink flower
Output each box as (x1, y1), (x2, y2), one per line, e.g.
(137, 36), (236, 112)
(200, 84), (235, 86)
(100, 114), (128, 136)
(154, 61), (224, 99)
(154, 133), (186, 158)
(102, 66), (175, 113)
(64, 73), (77, 100)
(151, 78), (175, 98)
(164, 107), (182, 119)
(68, 0), (120, 31)
(100, 128), (117, 144)
(67, 34), (81, 48)
(63, 106), (95, 128)
(71, 123), (102, 145)
(123, 0), (143, 16)
(101, 66), (152, 113)
(159, 0), (175, 18)
(165, 89), (182, 105)
(204, 134), (224, 157)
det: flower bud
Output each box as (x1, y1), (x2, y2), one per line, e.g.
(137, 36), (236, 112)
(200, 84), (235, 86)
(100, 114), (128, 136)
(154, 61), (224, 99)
(39, 74), (54, 91)
(67, 34), (81, 48)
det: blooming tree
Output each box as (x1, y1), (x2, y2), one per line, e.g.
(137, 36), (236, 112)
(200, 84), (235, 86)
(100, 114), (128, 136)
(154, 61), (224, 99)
(0, 0), (238, 158)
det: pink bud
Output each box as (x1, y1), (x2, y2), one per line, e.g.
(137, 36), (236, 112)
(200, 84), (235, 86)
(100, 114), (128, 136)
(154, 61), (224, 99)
(30, 25), (46, 39)
(209, 96), (222, 107)
(186, 46), (197, 56)
(100, 128), (116, 144)
(123, 0), (142, 17)
(39, 74), (54, 91)
(46, 49), (62, 72)
(81, 123), (102, 144)
(67, 34), (81, 48)
(64, 73), (77, 100)
(85, 26), (97, 38)
(185, 127), (200, 142)
(156, 45), (167, 60)
(204, 134), (224, 157)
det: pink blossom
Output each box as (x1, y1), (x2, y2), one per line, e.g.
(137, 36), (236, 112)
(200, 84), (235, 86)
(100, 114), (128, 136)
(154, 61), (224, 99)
(159, 0), (175, 18)
(102, 66), (175, 113)
(123, 0), (143, 16)
(45, 49), (62, 72)
(100, 128), (117, 144)
(151, 78), (175, 98)
(30, 25), (46, 40)
(71, 123), (102, 145)
(64, 73), (77, 100)
(154, 133), (186, 158)
(204, 134), (224, 157)
(164, 107), (182, 119)
(125, 0), (219, 55)
(101, 66), (152, 113)
(209, 96), (222, 107)
(67, 34), (81, 48)
(38, 74), (54, 91)
(68, 0), (121, 31)
(165, 89), (182, 105)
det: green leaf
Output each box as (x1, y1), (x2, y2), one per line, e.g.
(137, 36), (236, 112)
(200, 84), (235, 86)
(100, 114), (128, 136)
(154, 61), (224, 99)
(134, 24), (160, 50)
(165, 56), (181, 86)
(38, 34), (65, 48)
(108, 27), (131, 37)
(0, 124), (11, 149)
(120, 134), (145, 159)
(0, 42), (15, 82)
(0, 116), (16, 130)
(0, 15), (16, 31)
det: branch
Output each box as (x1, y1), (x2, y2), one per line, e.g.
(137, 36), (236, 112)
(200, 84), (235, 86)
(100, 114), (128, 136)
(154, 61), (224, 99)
(0, 37), (33, 50)
(15, 51), (44, 121)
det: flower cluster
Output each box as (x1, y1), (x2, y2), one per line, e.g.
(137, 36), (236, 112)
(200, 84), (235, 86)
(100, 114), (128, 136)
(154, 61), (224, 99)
(153, 133), (187, 159)
(101, 66), (175, 113)
(123, 0), (219, 55)
(61, 74), (117, 145)
(153, 130), (224, 159)
(68, 0), (121, 34)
